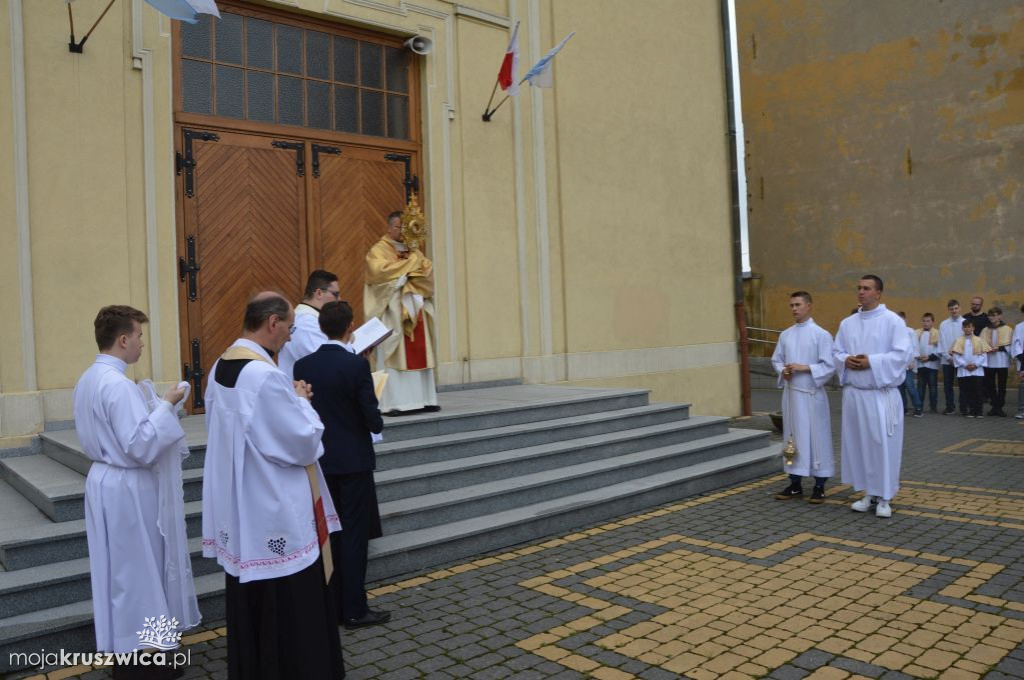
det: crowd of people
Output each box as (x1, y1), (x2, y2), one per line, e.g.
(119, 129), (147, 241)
(71, 211), (438, 678)
(771, 279), (1024, 521)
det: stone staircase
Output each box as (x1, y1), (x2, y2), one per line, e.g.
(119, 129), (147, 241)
(0, 384), (777, 671)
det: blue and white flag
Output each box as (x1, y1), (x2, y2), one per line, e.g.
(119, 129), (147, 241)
(522, 31), (575, 88)
(144, 0), (220, 23)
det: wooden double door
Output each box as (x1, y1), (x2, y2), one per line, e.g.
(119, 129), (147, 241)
(175, 126), (414, 411)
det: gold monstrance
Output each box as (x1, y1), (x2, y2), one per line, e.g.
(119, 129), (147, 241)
(400, 192), (429, 252)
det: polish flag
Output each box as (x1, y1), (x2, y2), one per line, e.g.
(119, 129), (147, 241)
(497, 22), (520, 97)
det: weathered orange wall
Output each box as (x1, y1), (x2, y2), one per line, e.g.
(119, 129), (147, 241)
(737, 0), (1024, 338)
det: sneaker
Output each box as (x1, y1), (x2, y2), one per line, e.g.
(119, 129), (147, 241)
(775, 485), (803, 500)
(875, 500), (892, 518)
(913, 410), (923, 417)
(943, 409), (955, 415)
(966, 414), (975, 418)
(977, 414), (984, 419)
(851, 496), (877, 512)
(807, 487), (825, 504)
(1016, 413), (1024, 419)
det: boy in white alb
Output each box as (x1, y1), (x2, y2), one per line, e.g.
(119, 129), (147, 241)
(982, 307), (1012, 417)
(951, 320), (990, 418)
(915, 313), (941, 413)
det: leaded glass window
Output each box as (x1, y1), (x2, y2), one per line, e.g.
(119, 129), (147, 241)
(179, 12), (414, 139)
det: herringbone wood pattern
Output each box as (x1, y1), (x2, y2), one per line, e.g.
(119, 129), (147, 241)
(190, 137), (305, 395)
(316, 155), (406, 322)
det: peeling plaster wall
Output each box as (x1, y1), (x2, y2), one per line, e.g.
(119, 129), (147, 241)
(738, 0), (1024, 336)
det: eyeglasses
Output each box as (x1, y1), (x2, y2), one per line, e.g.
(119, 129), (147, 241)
(319, 287), (341, 299)
(288, 324), (296, 334)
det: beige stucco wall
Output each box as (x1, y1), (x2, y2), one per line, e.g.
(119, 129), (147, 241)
(0, 0), (741, 441)
(738, 0), (1024, 337)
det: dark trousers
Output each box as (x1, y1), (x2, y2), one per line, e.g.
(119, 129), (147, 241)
(943, 363), (967, 413)
(984, 367), (1008, 412)
(326, 472), (383, 622)
(225, 555), (345, 680)
(917, 367), (938, 411)
(958, 376), (984, 417)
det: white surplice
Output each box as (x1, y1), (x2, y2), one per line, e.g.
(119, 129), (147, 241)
(202, 339), (340, 583)
(277, 303), (327, 378)
(73, 354), (198, 653)
(771, 319), (836, 477)
(1012, 322), (1024, 370)
(833, 304), (914, 501)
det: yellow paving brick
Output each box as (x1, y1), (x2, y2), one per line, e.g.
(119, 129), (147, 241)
(598, 633), (632, 649)
(992, 623), (1024, 643)
(661, 652), (706, 674)
(935, 640), (971, 655)
(577, 596), (611, 610)
(533, 645), (570, 661)
(591, 667), (636, 680)
(738, 662), (770, 676)
(904, 664), (940, 678)
(835, 629), (866, 642)
(915, 649), (960, 672)
(753, 647), (798, 669)
(567, 615), (602, 631)
(891, 643), (926, 657)
(559, 653), (602, 673)
(801, 625), (834, 642)
(952, 659), (990, 674)
(904, 629), (943, 648)
(981, 634), (1015, 650)
(692, 641), (729, 658)
(856, 634), (899, 654)
(686, 668), (721, 680)
(848, 617), (885, 635)
(971, 611), (1008, 627)
(965, 643), (1008, 665)
(182, 630), (218, 645)
(731, 644), (761, 659)
(745, 634), (780, 651)
(873, 650), (914, 670)
(637, 652), (668, 665)
(932, 611), (969, 627)
(936, 668), (982, 680)
(780, 635), (817, 653)
(619, 639), (661, 657)
(47, 667), (92, 680)
(518, 633), (561, 650)
(816, 637), (855, 655)
(700, 651), (747, 675)
(845, 648), (878, 663)
(594, 605), (632, 622)
(214, 626), (227, 636)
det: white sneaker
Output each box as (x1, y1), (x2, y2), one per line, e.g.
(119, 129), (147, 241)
(875, 500), (892, 518)
(1016, 413), (1024, 419)
(851, 496), (877, 512)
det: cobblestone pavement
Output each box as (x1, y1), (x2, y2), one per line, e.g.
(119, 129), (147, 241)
(16, 389), (1024, 680)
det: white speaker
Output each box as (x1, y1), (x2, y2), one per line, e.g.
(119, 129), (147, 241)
(404, 36), (433, 55)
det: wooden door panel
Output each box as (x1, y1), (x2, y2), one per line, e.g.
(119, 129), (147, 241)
(186, 131), (306, 405)
(314, 151), (407, 323)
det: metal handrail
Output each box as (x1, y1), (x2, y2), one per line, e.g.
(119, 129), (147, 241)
(746, 326), (782, 334)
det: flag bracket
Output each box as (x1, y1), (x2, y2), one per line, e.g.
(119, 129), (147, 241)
(67, 0), (118, 54)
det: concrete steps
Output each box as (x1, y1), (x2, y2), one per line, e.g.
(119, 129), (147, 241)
(0, 384), (776, 672)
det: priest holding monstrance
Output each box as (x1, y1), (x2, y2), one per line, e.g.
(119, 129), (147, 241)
(364, 196), (439, 414)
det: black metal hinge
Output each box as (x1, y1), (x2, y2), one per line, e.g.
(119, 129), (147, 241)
(272, 140), (305, 176)
(311, 144), (341, 178)
(182, 339), (204, 410)
(178, 235), (200, 302)
(384, 153), (419, 202)
(177, 129), (220, 198)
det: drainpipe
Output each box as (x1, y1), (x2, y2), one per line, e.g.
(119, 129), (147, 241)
(721, 0), (751, 416)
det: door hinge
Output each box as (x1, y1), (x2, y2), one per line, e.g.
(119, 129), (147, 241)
(272, 140), (305, 177)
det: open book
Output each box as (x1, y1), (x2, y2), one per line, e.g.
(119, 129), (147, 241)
(351, 317), (394, 355)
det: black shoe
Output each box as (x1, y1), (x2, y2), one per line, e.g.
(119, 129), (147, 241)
(422, 405), (441, 412)
(344, 608), (391, 630)
(929, 408), (938, 414)
(807, 486), (825, 504)
(385, 409), (409, 417)
(913, 410), (923, 417)
(943, 409), (955, 415)
(774, 485), (803, 500)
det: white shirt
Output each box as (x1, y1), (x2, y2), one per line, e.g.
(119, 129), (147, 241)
(1012, 322), (1024, 371)
(915, 328), (940, 371)
(938, 315), (964, 364)
(202, 339), (340, 582)
(277, 303), (328, 378)
(953, 336), (987, 378)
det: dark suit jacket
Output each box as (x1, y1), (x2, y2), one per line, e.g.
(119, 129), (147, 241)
(294, 343), (384, 476)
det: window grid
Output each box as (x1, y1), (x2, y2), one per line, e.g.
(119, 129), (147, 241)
(180, 12), (411, 139)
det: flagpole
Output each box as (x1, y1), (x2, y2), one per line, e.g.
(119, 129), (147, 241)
(481, 77), (502, 122)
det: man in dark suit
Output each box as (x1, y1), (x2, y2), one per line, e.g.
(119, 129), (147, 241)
(294, 301), (390, 630)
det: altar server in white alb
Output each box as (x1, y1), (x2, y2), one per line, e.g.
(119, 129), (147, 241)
(833, 275), (914, 519)
(73, 306), (199, 679)
(771, 291), (836, 504)
(277, 269), (341, 378)
(1013, 306), (1024, 419)
(203, 292), (344, 680)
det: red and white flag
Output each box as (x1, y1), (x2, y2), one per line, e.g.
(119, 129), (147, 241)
(497, 21), (521, 97)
